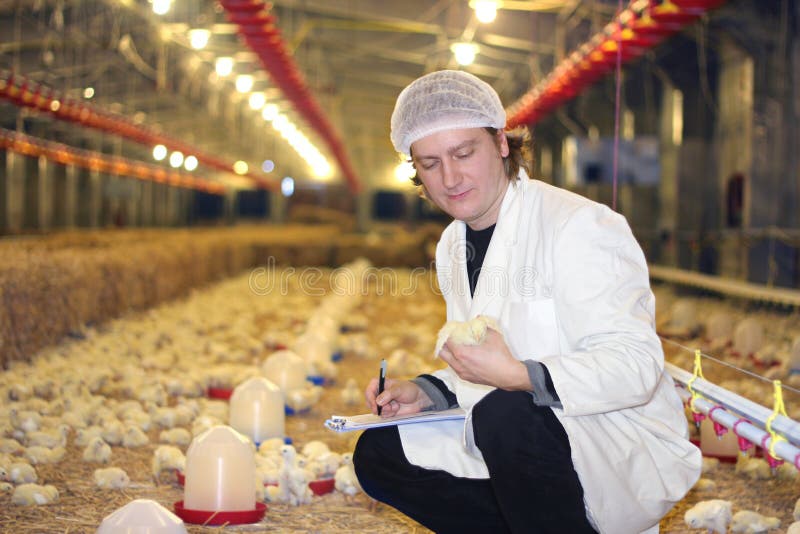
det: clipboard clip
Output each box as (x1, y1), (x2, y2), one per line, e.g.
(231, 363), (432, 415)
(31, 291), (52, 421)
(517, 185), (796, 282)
(325, 416), (346, 431)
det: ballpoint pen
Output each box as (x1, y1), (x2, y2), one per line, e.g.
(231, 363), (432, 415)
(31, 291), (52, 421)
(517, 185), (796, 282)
(377, 359), (386, 416)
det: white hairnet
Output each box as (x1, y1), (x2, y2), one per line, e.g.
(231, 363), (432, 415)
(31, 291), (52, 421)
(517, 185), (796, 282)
(390, 70), (506, 156)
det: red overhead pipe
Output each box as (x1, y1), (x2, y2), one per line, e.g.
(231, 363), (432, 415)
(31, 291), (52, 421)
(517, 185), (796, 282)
(0, 72), (276, 191)
(672, 0), (727, 11)
(506, 0), (728, 129)
(0, 127), (226, 194)
(221, 0), (362, 193)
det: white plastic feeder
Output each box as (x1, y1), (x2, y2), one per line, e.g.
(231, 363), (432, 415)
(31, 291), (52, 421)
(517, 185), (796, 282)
(229, 377), (285, 444)
(183, 426), (256, 513)
(96, 498), (187, 534)
(262, 350), (308, 392)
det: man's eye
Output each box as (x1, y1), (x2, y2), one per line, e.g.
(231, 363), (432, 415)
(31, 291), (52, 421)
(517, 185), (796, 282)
(421, 161), (438, 170)
(455, 151), (473, 159)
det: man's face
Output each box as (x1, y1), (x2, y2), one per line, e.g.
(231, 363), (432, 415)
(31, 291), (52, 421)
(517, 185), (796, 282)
(411, 127), (509, 231)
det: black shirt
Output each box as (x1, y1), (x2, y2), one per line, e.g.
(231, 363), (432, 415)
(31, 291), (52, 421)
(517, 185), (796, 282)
(466, 223), (496, 297)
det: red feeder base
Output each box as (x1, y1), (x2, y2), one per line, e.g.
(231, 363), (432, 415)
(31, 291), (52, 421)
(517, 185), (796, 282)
(173, 501), (267, 525)
(309, 477), (335, 495)
(207, 387), (233, 400)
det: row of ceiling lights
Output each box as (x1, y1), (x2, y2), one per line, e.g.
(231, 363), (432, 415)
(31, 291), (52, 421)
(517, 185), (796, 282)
(150, 0), (520, 189)
(80, 85), (261, 179)
(149, 142), (297, 195)
(0, 127), (225, 194)
(148, 0), (332, 182)
(0, 69), (279, 192)
(451, 0), (569, 66)
(451, 1), (501, 66)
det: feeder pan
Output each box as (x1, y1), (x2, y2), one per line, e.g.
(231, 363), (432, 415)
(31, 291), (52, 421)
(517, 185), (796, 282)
(97, 498), (187, 534)
(207, 387), (233, 400)
(309, 478), (335, 496)
(173, 501), (266, 526)
(307, 375), (325, 386)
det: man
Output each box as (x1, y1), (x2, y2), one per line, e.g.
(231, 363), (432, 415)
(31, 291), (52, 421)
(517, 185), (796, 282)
(353, 69), (700, 534)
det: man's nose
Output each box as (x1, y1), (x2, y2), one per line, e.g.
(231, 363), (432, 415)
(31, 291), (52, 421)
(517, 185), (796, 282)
(441, 161), (461, 189)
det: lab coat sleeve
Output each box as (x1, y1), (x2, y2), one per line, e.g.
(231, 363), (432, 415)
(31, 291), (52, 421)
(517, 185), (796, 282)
(430, 361), (459, 394)
(538, 203), (665, 417)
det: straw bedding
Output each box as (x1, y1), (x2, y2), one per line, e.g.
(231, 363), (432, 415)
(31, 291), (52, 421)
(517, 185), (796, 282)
(0, 224), (435, 369)
(2, 263), (800, 532)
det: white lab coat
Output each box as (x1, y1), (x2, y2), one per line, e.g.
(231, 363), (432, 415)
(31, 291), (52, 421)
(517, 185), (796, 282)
(398, 176), (701, 534)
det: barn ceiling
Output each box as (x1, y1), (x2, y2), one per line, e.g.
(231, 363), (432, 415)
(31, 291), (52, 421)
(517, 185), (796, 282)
(0, 1), (628, 192)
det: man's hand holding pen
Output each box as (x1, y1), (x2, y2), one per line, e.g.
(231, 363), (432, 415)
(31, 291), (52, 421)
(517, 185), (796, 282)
(365, 364), (433, 417)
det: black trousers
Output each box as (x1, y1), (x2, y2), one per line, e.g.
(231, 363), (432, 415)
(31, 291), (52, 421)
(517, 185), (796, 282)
(353, 389), (597, 534)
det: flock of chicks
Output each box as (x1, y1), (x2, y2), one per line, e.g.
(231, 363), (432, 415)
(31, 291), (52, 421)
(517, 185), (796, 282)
(0, 259), (445, 530)
(681, 454), (800, 533)
(253, 439), (360, 505)
(10, 253), (797, 532)
(654, 285), (800, 532)
(684, 496), (800, 533)
(655, 288), (800, 399)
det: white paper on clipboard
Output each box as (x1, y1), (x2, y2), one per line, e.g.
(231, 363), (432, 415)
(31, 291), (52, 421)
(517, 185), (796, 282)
(324, 408), (466, 432)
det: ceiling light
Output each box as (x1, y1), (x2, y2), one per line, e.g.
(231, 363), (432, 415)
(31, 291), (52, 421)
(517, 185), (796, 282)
(261, 103), (279, 121)
(311, 161), (332, 179)
(83, 87), (94, 99)
(184, 155), (198, 171)
(281, 176), (294, 197)
(279, 122), (298, 138)
(261, 159), (275, 173)
(235, 74), (254, 93)
(470, 0), (501, 24)
(152, 0), (170, 15)
(248, 92), (266, 110)
(152, 144), (167, 161)
(215, 57), (234, 77)
(188, 29), (210, 50)
(272, 114), (289, 131)
(233, 160), (249, 175)
(169, 151), (184, 168)
(451, 42), (479, 66)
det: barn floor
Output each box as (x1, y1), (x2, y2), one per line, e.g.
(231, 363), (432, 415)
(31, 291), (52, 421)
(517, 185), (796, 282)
(2, 269), (799, 533)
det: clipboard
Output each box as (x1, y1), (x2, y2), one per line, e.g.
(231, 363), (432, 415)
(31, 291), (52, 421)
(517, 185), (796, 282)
(324, 408), (466, 432)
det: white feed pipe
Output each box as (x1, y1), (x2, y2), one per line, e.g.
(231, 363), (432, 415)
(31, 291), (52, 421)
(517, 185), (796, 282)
(650, 265), (800, 307)
(666, 362), (800, 468)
